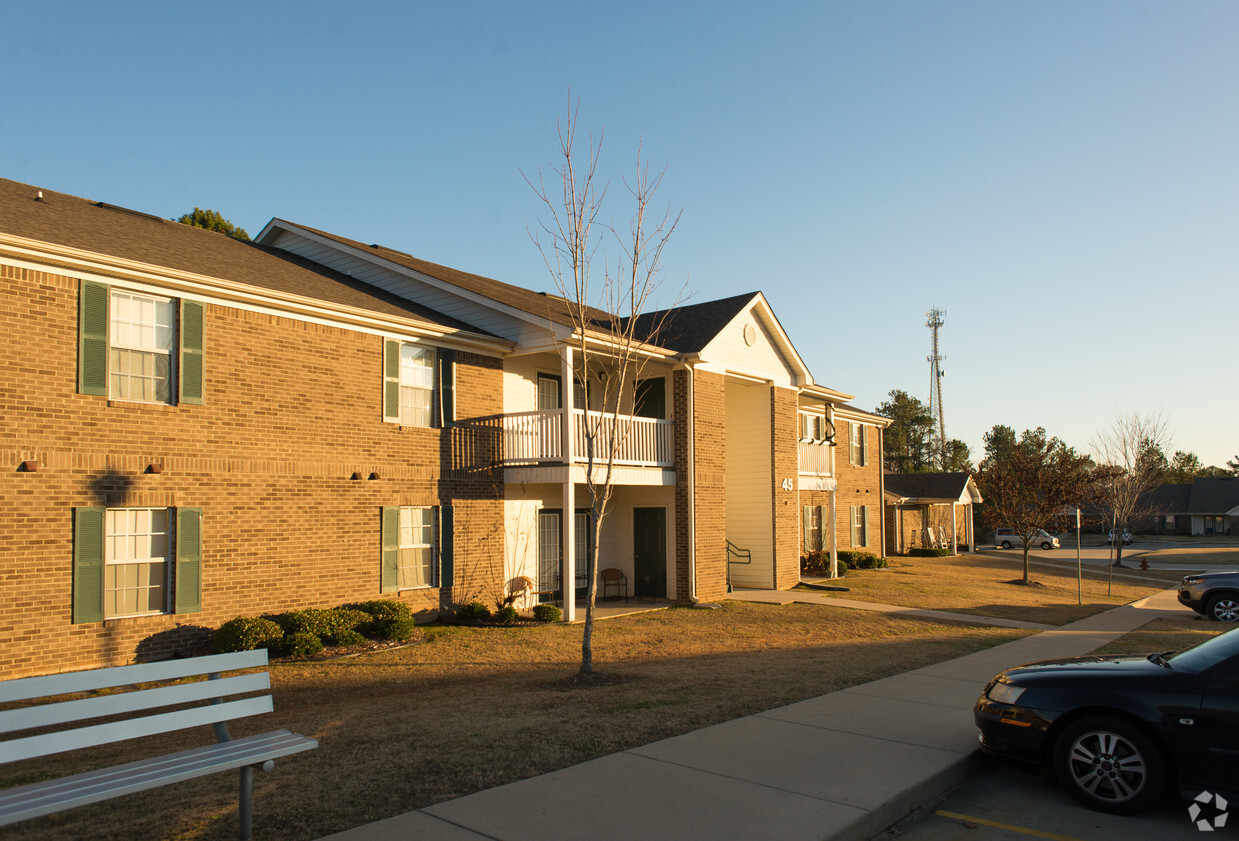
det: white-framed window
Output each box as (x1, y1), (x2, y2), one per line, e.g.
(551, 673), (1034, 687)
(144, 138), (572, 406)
(800, 412), (824, 442)
(399, 344), (435, 427)
(105, 508), (170, 617)
(537, 509), (561, 598)
(1165, 515), (1176, 530)
(537, 373), (562, 411)
(397, 506), (435, 588)
(849, 422), (867, 466)
(850, 505), (869, 548)
(109, 290), (176, 403)
(803, 505), (823, 552)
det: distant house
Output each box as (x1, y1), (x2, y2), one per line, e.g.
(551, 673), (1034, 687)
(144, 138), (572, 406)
(0, 176), (887, 678)
(1145, 478), (1239, 536)
(883, 472), (983, 554)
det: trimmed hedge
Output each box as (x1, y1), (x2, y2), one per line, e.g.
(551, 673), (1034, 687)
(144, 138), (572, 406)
(532, 604), (562, 623)
(215, 600), (420, 654)
(908, 547), (952, 557)
(213, 616), (283, 653)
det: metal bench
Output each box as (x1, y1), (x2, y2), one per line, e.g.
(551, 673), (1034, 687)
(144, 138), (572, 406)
(0, 649), (317, 841)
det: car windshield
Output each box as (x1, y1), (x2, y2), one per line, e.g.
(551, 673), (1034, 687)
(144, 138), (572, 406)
(1165, 627), (1239, 674)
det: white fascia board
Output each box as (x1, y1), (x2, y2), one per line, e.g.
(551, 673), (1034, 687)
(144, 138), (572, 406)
(0, 236), (512, 356)
(260, 220), (571, 338)
(833, 405), (891, 428)
(799, 383), (856, 404)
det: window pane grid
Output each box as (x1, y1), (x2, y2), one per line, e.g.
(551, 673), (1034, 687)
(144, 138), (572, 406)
(399, 345), (434, 426)
(397, 507), (434, 589)
(104, 508), (168, 618)
(109, 291), (174, 403)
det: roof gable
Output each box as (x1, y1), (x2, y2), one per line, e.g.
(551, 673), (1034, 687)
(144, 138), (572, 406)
(884, 472), (983, 504)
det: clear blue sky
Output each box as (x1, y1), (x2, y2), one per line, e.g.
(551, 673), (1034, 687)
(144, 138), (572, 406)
(5, 1), (1235, 467)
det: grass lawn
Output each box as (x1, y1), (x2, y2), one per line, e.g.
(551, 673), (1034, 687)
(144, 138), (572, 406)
(805, 554), (1178, 624)
(7, 602), (1026, 841)
(1093, 614), (1227, 656)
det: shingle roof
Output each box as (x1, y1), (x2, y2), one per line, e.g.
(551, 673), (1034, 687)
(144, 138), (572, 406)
(884, 472), (975, 501)
(623, 292), (759, 353)
(1144, 483), (1193, 514)
(0, 178), (486, 335)
(1188, 477), (1239, 514)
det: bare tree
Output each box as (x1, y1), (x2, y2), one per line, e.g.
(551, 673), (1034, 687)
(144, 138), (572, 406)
(1091, 411), (1172, 567)
(977, 425), (1095, 583)
(524, 98), (682, 675)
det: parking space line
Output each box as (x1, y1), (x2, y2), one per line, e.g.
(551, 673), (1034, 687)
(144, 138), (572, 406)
(934, 810), (1087, 841)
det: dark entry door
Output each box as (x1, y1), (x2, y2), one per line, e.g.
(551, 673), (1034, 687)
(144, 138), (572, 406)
(633, 507), (666, 599)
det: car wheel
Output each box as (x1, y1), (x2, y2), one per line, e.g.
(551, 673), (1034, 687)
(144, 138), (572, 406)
(1000, 541), (1012, 549)
(1041, 541), (1052, 550)
(1207, 595), (1239, 622)
(1053, 716), (1165, 814)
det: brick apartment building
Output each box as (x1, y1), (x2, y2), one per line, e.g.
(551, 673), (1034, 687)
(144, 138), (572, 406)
(0, 177), (886, 678)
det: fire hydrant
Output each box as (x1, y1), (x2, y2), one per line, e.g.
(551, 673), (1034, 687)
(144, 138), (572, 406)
(1140, 559), (1149, 571)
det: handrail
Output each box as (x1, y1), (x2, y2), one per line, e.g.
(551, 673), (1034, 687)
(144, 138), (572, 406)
(725, 540), (751, 593)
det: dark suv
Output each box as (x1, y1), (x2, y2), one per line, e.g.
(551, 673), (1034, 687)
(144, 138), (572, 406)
(1179, 571), (1239, 621)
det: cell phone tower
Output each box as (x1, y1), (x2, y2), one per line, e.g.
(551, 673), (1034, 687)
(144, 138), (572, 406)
(926, 308), (947, 469)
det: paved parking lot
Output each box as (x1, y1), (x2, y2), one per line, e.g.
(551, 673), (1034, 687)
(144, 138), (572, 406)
(878, 761), (1215, 841)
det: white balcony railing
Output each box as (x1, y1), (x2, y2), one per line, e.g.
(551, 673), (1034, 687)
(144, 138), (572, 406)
(798, 440), (833, 476)
(500, 410), (674, 467)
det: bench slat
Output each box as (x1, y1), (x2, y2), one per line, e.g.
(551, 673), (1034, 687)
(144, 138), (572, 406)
(2, 696), (273, 764)
(0, 672), (271, 735)
(0, 729), (317, 825)
(0, 651), (269, 704)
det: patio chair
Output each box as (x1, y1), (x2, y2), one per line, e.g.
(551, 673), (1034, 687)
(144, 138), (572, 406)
(601, 568), (629, 603)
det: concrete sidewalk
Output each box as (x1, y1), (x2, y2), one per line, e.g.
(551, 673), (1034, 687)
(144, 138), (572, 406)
(321, 589), (1189, 841)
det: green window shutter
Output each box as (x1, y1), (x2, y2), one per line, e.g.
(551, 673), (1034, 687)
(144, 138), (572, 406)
(78, 281), (110, 395)
(861, 425), (868, 466)
(802, 506), (812, 553)
(381, 507), (399, 593)
(73, 507), (105, 623)
(175, 508), (203, 614)
(817, 506), (826, 552)
(179, 300), (205, 405)
(439, 504), (454, 588)
(849, 505), (858, 549)
(862, 505), (870, 548)
(438, 349), (455, 429)
(383, 339), (400, 423)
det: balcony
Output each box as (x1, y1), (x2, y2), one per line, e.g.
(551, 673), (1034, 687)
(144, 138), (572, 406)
(798, 440), (833, 476)
(499, 410), (674, 467)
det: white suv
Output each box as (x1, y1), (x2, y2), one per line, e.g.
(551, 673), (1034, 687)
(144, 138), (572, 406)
(995, 528), (1060, 550)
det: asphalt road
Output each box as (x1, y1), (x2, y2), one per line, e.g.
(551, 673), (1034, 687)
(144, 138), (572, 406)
(877, 760), (1218, 841)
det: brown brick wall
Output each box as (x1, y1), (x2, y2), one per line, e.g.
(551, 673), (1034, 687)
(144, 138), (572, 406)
(0, 262), (504, 678)
(833, 421), (884, 556)
(690, 370), (727, 602)
(771, 387), (799, 588)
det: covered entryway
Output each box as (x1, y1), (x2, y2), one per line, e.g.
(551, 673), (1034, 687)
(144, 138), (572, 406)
(633, 507), (667, 599)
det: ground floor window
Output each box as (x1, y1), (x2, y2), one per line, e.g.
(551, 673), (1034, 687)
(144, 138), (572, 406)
(803, 505), (823, 552)
(105, 508), (170, 617)
(850, 505), (869, 548)
(1164, 515), (1176, 530)
(398, 506), (435, 588)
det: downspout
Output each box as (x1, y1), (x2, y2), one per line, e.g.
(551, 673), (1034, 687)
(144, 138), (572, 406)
(879, 426), (886, 558)
(685, 361), (697, 603)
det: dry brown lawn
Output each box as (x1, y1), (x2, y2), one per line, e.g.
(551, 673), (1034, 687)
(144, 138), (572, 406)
(1093, 614), (1226, 656)
(810, 554), (1176, 624)
(7, 602), (1026, 841)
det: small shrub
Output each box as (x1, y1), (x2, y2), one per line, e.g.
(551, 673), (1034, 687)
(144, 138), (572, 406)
(800, 550), (828, 574)
(909, 547), (951, 557)
(340, 600), (416, 640)
(457, 602), (492, 623)
(332, 629), (367, 646)
(269, 608), (369, 644)
(278, 631), (323, 658)
(532, 604), (561, 623)
(213, 617), (284, 653)
(494, 606), (518, 625)
(834, 559), (849, 577)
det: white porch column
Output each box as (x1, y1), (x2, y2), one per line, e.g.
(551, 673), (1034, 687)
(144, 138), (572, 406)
(828, 488), (838, 578)
(561, 345), (576, 622)
(950, 503), (959, 555)
(966, 504), (976, 554)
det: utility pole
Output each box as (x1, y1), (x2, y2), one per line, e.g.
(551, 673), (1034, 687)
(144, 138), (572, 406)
(926, 307), (947, 470)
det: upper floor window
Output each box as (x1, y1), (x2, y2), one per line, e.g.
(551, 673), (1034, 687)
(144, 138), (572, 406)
(849, 422), (868, 466)
(78, 280), (204, 405)
(800, 412), (824, 442)
(110, 291), (176, 403)
(399, 345), (435, 427)
(383, 340), (452, 427)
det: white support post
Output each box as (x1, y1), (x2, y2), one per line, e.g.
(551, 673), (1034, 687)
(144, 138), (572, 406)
(561, 346), (576, 622)
(828, 488), (838, 578)
(951, 504), (959, 555)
